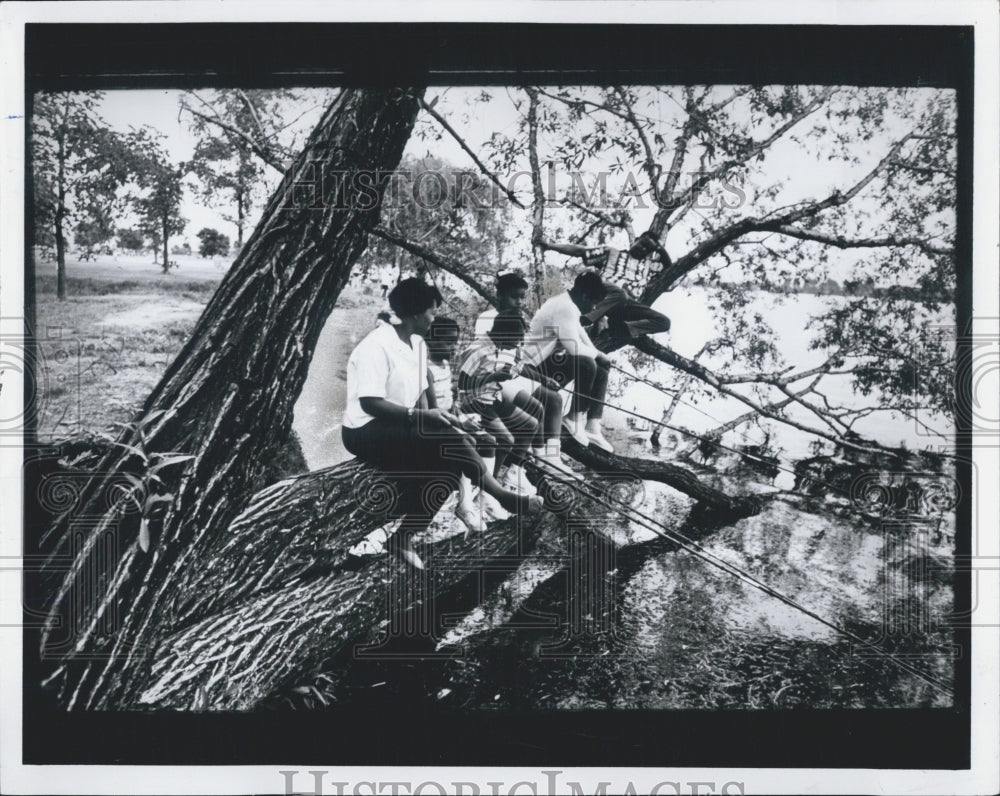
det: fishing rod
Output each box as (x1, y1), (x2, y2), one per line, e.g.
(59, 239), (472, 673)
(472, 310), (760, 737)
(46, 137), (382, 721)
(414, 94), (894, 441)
(525, 452), (956, 699)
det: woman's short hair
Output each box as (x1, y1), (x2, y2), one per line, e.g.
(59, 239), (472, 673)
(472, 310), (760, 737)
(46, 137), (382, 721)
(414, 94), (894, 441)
(388, 278), (443, 318)
(496, 271), (529, 296)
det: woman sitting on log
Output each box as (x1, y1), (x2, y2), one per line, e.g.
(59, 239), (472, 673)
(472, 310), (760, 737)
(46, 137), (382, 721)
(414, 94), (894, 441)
(342, 278), (544, 570)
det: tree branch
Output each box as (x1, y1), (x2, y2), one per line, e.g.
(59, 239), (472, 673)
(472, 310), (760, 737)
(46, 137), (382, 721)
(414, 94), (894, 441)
(641, 130), (917, 301)
(553, 436), (764, 518)
(179, 97), (288, 173)
(525, 88), (549, 303)
(419, 96), (526, 209)
(558, 196), (634, 242)
(627, 336), (894, 458)
(370, 226), (497, 306)
(612, 87), (662, 204)
(773, 224), (953, 258)
(888, 158), (956, 178)
(664, 88), (835, 216)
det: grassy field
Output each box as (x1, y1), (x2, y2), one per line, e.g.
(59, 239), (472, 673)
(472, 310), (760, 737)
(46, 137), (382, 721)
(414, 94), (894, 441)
(33, 257), (225, 442)
(32, 255), (392, 453)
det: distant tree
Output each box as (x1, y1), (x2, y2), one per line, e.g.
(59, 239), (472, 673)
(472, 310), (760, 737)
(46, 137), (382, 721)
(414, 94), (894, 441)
(116, 227), (145, 252)
(187, 127), (260, 249)
(171, 241), (193, 256)
(126, 128), (188, 273)
(181, 89), (329, 248)
(73, 204), (116, 260)
(196, 227), (230, 258)
(31, 91), (131, 297)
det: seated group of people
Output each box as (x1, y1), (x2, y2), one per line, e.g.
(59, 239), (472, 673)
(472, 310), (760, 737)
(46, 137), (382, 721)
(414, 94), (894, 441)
(342, 260), (670, 569)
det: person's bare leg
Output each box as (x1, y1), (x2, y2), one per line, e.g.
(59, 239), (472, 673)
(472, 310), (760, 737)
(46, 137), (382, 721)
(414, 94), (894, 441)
(585, 359), (614, 452)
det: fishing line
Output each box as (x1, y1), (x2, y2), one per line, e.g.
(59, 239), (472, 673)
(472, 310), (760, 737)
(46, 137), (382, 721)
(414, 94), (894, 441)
(524, 452), (955, 699)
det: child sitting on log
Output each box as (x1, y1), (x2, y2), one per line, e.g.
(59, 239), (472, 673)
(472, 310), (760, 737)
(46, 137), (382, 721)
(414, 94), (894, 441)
(425, 316), (509, 521)
(460, 311), (573, 486)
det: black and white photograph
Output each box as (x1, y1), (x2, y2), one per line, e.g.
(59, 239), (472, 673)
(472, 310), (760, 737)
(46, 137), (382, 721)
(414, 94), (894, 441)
(1, 3), (997, 795)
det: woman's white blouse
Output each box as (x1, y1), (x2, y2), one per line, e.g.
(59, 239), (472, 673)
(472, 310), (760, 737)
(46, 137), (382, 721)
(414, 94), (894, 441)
(343, 322), (430, 429)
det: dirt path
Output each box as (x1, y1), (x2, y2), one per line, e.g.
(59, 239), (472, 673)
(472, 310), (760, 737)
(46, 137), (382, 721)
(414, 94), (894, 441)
(292, 297), (385, 470)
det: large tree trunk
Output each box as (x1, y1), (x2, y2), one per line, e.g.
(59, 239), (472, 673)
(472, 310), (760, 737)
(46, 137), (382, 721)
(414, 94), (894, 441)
(133, 460), (557, 710)
(37, 87), (426, 710)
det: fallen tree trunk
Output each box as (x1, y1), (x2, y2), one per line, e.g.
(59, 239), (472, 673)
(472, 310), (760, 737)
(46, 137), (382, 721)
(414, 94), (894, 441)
(555, 435), (764, 519)
(136, 462), (560, 710)
(127, 445), (752, 708)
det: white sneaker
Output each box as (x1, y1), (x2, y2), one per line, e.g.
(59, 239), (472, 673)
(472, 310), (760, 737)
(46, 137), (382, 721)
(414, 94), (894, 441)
(587, 428), (615, 453)
(504, 464), (537, 497)
(562, 415), (590, 447)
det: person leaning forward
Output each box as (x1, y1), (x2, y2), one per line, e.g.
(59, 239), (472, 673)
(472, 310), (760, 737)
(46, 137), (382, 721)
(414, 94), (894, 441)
(522, 272), (615, 453)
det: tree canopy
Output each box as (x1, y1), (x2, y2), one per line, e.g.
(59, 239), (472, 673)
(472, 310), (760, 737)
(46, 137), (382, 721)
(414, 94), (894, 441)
(184, 84), (956, 453)
(387, 86), (956, 452)
(31, 91), (132, 295)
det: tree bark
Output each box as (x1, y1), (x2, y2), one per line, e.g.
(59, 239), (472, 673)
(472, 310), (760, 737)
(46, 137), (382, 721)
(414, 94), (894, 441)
(133, 461), (557, 710)
(55, 126), (67, 300)
(160, 215), (170, 274)
(39, 87), (426, 710)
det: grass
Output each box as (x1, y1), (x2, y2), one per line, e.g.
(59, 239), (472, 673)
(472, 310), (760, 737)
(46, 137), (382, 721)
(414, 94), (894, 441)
(33, 276), (219, 441)
(35, 275), (219, 296)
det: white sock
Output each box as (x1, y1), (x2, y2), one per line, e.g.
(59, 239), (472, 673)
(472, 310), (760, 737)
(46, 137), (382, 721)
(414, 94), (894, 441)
(585, 418), (602, 433)
(545, 439), (561, 458)
(482, 456), (496, 479)
(458, 473), (474, 509)
(531, 446), (545, 461)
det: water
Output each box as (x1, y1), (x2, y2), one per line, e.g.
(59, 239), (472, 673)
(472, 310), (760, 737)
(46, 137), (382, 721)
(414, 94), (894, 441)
(607, 287), (956, 461)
